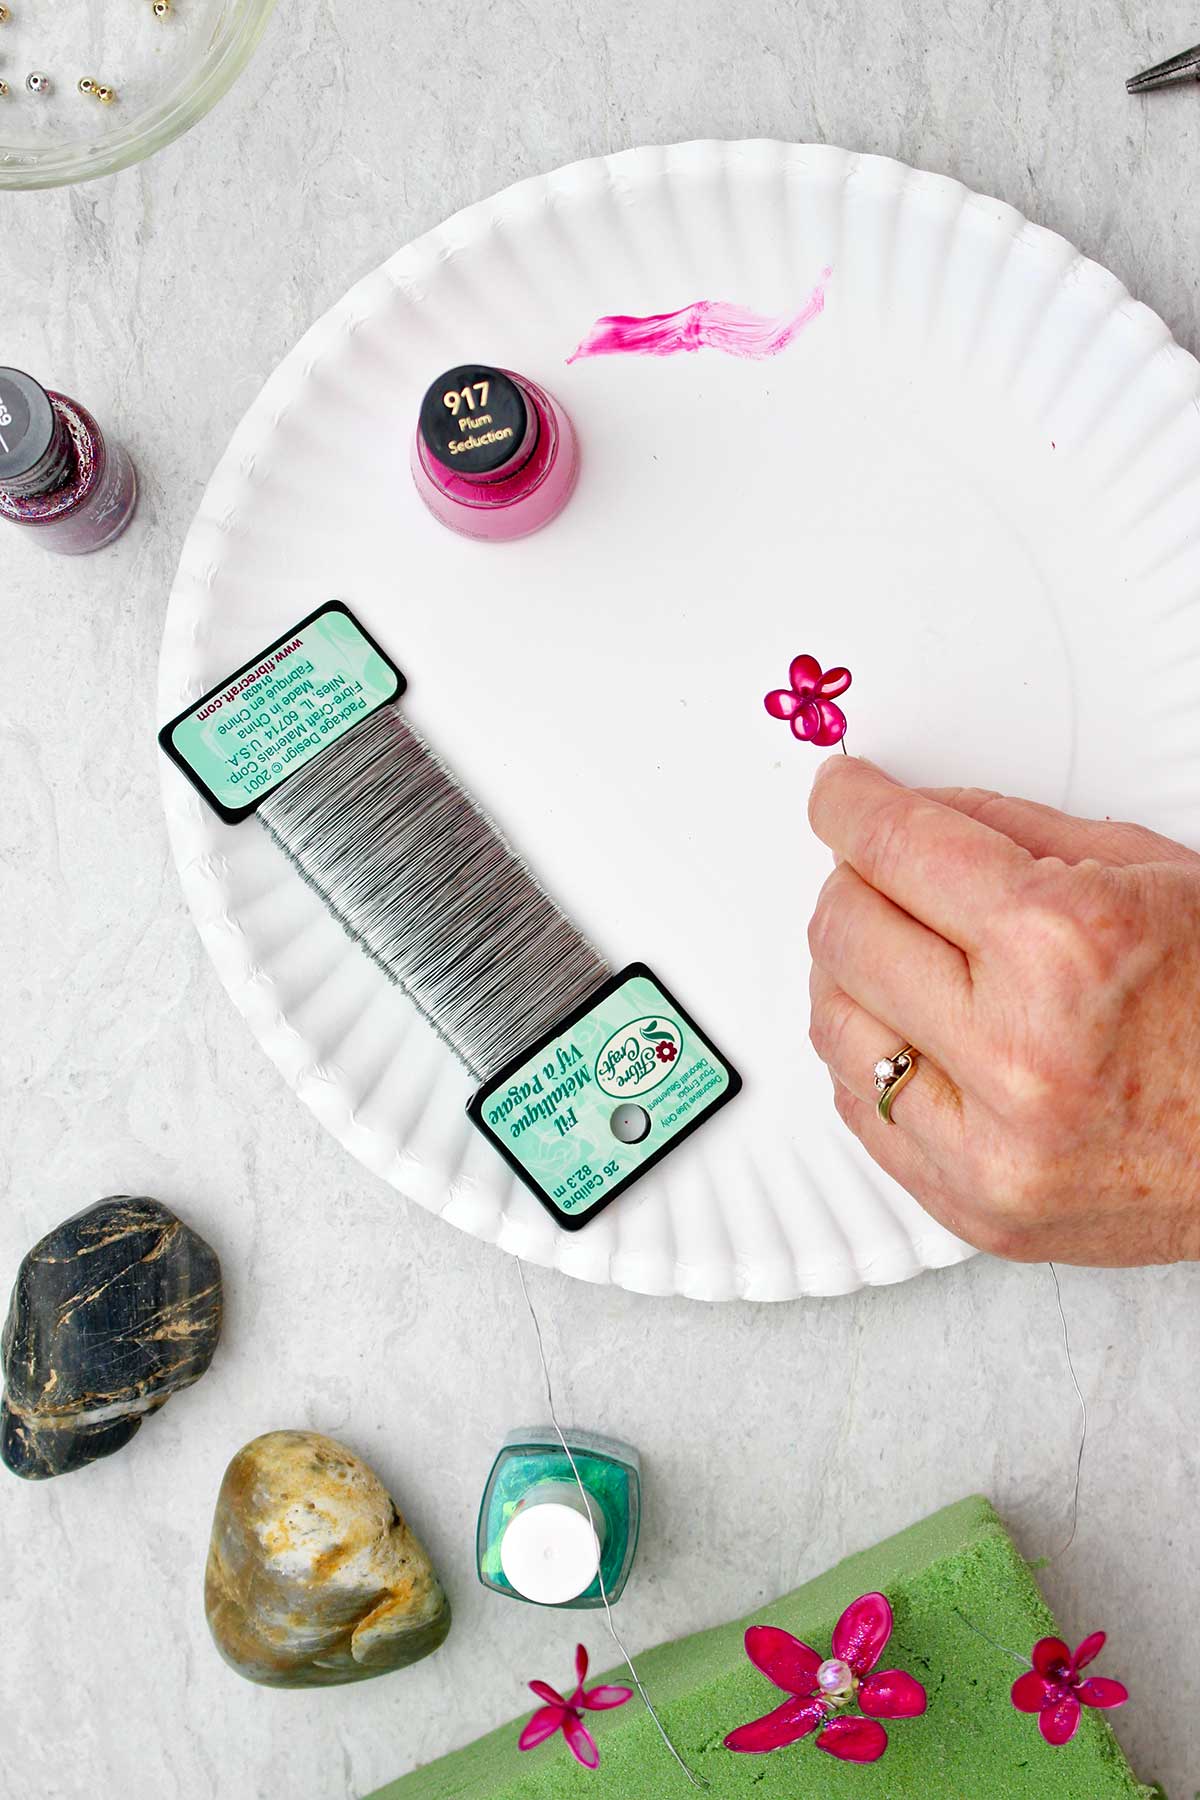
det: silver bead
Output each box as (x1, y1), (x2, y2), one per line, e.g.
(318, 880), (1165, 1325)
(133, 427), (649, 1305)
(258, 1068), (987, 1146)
(26, 71), (52, 95)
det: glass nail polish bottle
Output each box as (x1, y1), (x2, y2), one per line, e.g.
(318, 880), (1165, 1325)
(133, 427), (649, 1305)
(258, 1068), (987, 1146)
(411, 362), (579, 541)
(0, 367), (137, 555)
(477, 1427), (641, 1609)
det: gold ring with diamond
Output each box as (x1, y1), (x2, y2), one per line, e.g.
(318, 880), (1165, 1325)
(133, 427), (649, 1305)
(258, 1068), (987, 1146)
(874, 1047), (918, 1123)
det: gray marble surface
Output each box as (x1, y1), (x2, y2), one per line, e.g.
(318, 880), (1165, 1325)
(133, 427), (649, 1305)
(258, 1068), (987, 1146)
(3, 2), (1199, 1795)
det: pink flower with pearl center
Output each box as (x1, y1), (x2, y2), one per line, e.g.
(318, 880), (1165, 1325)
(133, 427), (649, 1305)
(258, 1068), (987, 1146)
(1011, 1633), (1128, 1746)
(517, 1643), (632, 1770)
(764, 654), (852, 746)
(724, 1592), (926, 1763)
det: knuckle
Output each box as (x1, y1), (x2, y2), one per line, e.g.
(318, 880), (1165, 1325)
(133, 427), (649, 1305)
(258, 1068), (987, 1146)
(970, 1212), (1041, 1263)
(858, 795), (918, 890)
(968, 1149), (1052, 1259)
(808, 988), (852, 1066)
(832, 1079), (859, 1129)
(990, 1054), (1064, 1134)
(1002, 862), (1132, 990)
(807, 867), (852, 965)
(944, 785), (1006, 823)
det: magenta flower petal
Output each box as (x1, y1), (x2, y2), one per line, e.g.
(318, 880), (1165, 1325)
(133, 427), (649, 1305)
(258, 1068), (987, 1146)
(563, 1715), (600, 1770)
(858, 1670), (927, 1719)
(528, 1680), (566, 1707)
(791, 700), (822, 741)
(816, 1716), (889, 1763)
(1071, 1632), (1106, 1675)
(809, 699), (848, 746)
(1032, 1637), (1071, 1678)
(1039, 1695), (1081, 1747)
(816, 666), (852, 699)
(1076, 1677), (1129, 1710)
(580, 1686), (634, 1711)
(574, 1644), (589, 1689)
(788, 654), (823, 695)
(832, 1593), (894, 1677)
(743, 1626), (822, 1695)
(519, 1706), (567, 1751)
(724, 1697), (827, 1753)
(765, 688), (803, 719)
(1011, 1671), (1050, 1713)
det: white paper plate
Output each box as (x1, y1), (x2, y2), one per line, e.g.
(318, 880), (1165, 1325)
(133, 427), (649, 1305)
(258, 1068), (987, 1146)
(159, 141), (1200, 1301)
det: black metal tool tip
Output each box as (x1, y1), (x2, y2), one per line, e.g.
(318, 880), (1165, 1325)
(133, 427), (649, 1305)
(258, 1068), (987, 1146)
(1127, 41), (1200, 93)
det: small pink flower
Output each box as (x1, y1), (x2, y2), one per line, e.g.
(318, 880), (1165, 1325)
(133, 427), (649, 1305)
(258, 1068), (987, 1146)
(1011, 1633), (1128, 1747)
(764, 654), (852, 746)
(517, 1644), (633, 1771)
(724, 1592), (926, 1764)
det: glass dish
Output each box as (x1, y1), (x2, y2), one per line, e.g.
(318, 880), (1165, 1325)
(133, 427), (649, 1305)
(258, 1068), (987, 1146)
(0, 0), (275, 191)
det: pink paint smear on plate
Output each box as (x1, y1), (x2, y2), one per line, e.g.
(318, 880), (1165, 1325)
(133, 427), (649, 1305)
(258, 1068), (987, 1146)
(567, 269), (831, 363)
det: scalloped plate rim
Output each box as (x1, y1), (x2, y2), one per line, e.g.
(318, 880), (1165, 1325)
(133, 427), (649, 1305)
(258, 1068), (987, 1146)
(158, 139), (1200, 1302)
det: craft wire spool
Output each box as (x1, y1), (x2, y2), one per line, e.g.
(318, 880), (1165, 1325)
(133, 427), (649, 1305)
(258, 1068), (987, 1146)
(159, 600), (741, 1232)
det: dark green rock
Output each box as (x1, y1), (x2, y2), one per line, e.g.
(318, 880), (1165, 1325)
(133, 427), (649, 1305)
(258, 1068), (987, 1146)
(1, 1195), (222, 1480)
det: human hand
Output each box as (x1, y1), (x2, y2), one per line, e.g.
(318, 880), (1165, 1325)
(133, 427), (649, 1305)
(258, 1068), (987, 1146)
(806, 757), (1200, 1266)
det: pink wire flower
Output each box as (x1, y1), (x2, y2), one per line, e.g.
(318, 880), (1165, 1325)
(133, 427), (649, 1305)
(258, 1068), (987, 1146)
(724, 1592), (926, 1764)
(517, 1644), (633, 1771)
(764, 654), (852, 746)
(1011, 1633), (1128, 1747)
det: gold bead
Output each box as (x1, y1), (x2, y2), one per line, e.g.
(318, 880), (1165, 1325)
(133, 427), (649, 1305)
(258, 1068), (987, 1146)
(0, 7), (11, 23)
(0, 80), (8, 97)
(96, 84), (116, 104)
(152, 0), (170, 14)
(78, 76), (95, 94)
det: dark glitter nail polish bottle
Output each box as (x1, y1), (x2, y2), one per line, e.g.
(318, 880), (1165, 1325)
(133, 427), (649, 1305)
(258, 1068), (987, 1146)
(0, 367), (137, 555)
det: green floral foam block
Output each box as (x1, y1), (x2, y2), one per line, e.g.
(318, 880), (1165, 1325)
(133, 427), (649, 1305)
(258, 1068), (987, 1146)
(366, 1496), (1151, 1800)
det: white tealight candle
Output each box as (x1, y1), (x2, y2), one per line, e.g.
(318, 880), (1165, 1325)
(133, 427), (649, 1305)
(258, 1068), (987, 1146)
(499, 1482), (606, 1606)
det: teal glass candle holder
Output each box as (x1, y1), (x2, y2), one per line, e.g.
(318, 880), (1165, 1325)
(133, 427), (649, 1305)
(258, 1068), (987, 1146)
(476, 1427), (641, 1609)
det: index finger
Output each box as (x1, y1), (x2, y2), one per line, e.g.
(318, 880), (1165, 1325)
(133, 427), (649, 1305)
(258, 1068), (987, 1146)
(808, 757), (1031, 952)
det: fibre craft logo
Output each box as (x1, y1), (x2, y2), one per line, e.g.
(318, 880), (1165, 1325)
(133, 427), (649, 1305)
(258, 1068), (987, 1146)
(594, 1017), (683, 1099)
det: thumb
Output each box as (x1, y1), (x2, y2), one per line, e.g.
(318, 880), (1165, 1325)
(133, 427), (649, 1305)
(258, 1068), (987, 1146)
(913, 786), (1198, 869)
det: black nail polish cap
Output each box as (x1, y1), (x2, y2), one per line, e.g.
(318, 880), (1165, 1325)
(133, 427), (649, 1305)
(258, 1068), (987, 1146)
(0, 368), (73, 498)
(418, 364), (537, 480)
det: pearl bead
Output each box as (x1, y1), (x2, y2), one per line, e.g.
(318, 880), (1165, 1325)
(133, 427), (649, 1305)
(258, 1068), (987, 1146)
(817, 1657), (854, 1696)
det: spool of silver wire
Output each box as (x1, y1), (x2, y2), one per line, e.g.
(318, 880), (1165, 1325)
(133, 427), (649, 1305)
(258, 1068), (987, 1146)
(259, 705), (610, 1081)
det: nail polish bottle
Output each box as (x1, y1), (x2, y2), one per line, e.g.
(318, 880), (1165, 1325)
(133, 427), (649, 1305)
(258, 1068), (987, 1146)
(411, 363), (578, 541)
(476, 1427), (641, 1609)
(0, 368), (137, 556)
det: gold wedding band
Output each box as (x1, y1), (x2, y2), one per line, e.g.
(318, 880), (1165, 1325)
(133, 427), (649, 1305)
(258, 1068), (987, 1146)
(874, 1047), (918, 1123)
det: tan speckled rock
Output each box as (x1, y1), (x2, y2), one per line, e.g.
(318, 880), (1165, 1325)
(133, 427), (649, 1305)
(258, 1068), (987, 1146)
(205, 1429), (451, 1689)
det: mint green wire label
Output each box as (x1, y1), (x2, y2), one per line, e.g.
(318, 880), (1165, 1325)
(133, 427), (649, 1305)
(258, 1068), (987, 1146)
(160, 603), (403, 821)
(470, 965), (741, 1228)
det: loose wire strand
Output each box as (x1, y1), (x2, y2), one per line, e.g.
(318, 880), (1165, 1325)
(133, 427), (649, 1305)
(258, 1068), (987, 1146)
(1044, 1261), (1087, 1564)
(515, 1257), (708, 1789)
(952, 1609), (1029, 1666)
(956, 1262), (1089, 1658)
